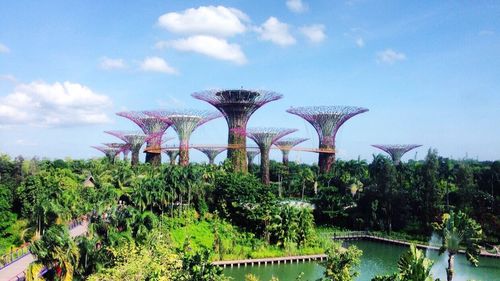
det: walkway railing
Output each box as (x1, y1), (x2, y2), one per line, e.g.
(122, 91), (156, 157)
(0, 217), (84, 271)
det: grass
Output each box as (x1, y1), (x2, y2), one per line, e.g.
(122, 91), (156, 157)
(167, 215), (333, 261)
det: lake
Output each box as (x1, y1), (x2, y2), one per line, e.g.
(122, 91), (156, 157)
(223, 240), (500, 281)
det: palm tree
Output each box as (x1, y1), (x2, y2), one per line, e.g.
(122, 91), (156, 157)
(372, 244), (436, 281)
(432, 211), (483, 281)
(29, 224), (80, 281)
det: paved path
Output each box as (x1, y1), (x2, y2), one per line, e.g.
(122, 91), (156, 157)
(0, 221), (88, 281)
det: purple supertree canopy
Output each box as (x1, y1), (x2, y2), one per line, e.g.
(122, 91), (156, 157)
(236, 127), (298, 149)
(91, 145), (121, 158)
(193, 146), (227, 164)
(191, 89), (283, 122)
(286, 106), (369, 147)
(372, 144), (422, 164)
(192, 89), (283, 173)
(116, 111), (172, 149)
(274, 137), (309, 151)
(147, 109), (221, 144)
(105, 130), (148, 147)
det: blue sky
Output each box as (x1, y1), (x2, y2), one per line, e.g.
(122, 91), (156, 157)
(0, 0), (499, 163)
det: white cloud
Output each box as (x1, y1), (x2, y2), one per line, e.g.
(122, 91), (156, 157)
(0, 81), (112, 127)
(376, 49), (406, 64)
(159, 35), (247, 65)
(299, 24), (326, 43)
(140, 57), (178, 74)
(157, 6), (249, 37)
(100, 57), (127, 70)
(355, 37), (365, 47)
(0, 43), (9, 53)
(257, 17), (296, 46)
(286, 0), (308, 13)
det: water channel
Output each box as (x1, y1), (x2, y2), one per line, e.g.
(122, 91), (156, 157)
(223, 240), (500, 281)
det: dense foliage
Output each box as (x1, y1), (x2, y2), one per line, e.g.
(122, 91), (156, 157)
(0, 149), (497, 280)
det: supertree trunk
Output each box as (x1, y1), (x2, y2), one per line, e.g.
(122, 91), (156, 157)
(260, 147), (270, 185)
(179, 142), (189, 166)
(131, 149), (140, 166)
(228, 118), (248, 173)
(318, 142), (335, 174)
(208, 157), (215, 165)
(170, 156), (176, 165)
(146, 152), (161, 166)
(282, 150), (290, 166)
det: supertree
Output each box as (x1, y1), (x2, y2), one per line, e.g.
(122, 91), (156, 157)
(162, 145), (180, 165)
(246, 148), (260, 165)
(236, 127), (297, 184)
(246, 148), (260, 171)
(274, 137), (309, 166)
(92, 146), (122, 163)
(194, 146), (227, 164)
(192, 89), (282, 173)
(105, 131), (150, 166)
(287, 106), (368, 174)
(147, 109), (221, 166)
(372, 144), (422, 165)
(116, 111), (172, 166)
(103, 142), (131, 161)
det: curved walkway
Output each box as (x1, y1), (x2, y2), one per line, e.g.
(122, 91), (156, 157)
(332, 231), (500, 259)
(0, 221), (88, 281)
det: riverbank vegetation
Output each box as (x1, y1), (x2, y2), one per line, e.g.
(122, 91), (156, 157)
(0, 149), (498, 280)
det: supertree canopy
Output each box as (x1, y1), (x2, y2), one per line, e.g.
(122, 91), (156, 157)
(372, 144), (422, 165)
(147, 109), (221, 166)
(105, 131), (148, 166)
(162, 145), (180, 165)
(116, 111), (172, 166)
(92, 146), (122, 163)
(246, 148), (260, 165)
(194, 146), (227, 164)
(274, 137), (309, 166)
(103, 142), (131, 160)
(192, 89), (282, 173)
(287, 106), (368, 174)
(238, 127), (297, 184)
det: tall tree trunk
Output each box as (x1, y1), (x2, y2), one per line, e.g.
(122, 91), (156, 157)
(447, 253), (455, 281)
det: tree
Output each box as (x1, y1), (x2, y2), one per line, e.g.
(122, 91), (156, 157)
(419, 150), (444, 231)
(432, 211), (483, 281)
(369, 155), (398, 233)
(29, 224), (80, 281)
(318, 243), (362, 281)
(372, 244), (436, 281)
